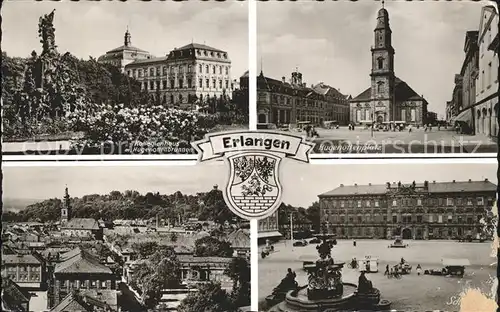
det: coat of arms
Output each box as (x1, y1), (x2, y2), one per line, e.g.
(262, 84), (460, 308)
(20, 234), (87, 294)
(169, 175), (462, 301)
(224, 152), (282, 219)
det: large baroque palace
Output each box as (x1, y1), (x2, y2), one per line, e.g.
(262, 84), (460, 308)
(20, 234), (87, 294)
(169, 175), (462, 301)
(98, 30), (232, 109)
(349, 6), (428, 126)
(255, 70), (350, 127)
(318, 179), (496, 240)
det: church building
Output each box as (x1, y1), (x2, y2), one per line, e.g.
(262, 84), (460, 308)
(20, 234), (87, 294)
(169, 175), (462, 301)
(349, 5), (428, 126)
(60, 188), (102, 240)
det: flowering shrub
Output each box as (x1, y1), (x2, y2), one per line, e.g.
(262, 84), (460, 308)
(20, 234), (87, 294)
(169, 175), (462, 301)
(67, 104), (217, 152)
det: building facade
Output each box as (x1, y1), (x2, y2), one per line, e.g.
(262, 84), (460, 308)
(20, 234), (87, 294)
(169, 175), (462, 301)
(255, 70), (350, 126)
(2, 254), (44, 289)
(318, 179), (496, 240)
(475, 5), (499, 138)
(257, 210), (282, 244)
(350, 7), (428, 126)
(124, 43), (232, 110)
(60, 188), (103, 240)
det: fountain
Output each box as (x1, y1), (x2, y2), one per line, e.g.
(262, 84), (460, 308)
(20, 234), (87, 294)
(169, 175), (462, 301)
(268, 226), (391, 311)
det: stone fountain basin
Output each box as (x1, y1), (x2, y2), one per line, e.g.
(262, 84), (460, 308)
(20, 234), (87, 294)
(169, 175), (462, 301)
(280, 283), (357, 311)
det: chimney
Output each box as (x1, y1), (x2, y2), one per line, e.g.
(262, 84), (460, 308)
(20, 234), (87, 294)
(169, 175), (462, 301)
(354, 183), (357, 187)
(282, 76), (286, 83)
(433, 180), (436, 184)
(452, 180), (456, 183)
(485, 178), (489, 182)
(368, 183), (372, 186)
(340, 184), (344, 187)
(468, 179), (472, 182)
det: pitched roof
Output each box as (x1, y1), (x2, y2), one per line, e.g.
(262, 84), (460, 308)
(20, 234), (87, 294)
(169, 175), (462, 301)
(178, 255), (233, 265)
(50, 290), (115, 312)
(54, 247), (112, 275)
(3, 254), (42, 265)
(350, 77), (425, 102)
(176, 43), (225, 53)
(1, 279), (30, 311)
(319, 180), (496, 197)
(127, 56), (168, 66)
(106, 45), (149, 54)
(227, 229), (250, 249)
(62, 218), (100, 230)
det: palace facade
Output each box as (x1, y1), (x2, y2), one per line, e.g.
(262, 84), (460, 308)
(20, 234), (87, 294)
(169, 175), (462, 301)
(349, 7), (428, 126)
(257, 210), (282, 244)
(318, 179), (496, 240)
(98, 30), (232, 110)
(255, 70), (350, 127)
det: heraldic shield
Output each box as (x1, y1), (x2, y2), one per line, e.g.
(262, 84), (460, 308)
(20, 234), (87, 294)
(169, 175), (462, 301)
(224, 152), (283, 220)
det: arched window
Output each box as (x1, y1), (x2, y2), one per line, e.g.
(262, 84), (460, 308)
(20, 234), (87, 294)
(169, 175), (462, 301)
(377, 81), (384, 93)
(377, 58), (384, 70)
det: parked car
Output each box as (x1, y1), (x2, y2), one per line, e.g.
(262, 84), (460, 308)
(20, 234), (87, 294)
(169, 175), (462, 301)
(424, 258), (469, 277)
(309, 237), (321, 244)
(389, 237), (408, 248)
(293, 239), (308, 247)
(257, 123), (278, 130)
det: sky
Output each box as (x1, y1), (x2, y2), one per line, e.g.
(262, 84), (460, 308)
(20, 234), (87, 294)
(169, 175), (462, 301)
(3, 162), (496, 209)
(257, 0), (496, 119)
(2, 0), (248, 78)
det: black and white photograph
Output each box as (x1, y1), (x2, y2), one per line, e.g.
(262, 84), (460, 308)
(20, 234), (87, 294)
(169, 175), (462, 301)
(256, 1), (498, 154)
(2, 164), (251, 312)
(258, 162), (497, 311)
(2, 1), (249, 156)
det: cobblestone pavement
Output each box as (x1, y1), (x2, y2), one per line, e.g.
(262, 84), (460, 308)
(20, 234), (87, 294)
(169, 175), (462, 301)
(258, 239), (496, 311)
(295, 127), (497, 154)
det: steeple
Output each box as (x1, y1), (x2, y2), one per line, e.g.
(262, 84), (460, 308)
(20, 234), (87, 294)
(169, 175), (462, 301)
(61, 186), (71, 223)
(124, 27), (131, 47)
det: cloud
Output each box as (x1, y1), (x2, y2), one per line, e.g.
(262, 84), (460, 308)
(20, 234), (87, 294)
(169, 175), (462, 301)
(257, 1), (487, 118)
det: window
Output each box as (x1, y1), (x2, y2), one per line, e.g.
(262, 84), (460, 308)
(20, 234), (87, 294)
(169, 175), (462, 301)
(127, 70), (131, 76)
(357, 216), (362, 223)
(101, 281), (107, 288)
(340, 201), (345, 208)
(366, 200), (371, 207)
(392, 200), (397, 206)
(170, 80), (175, 89)
(447, 198), (453, 206)
(212, 65), (216, 74)
(375, 200), (379, 207)
(219, 66), (222, 74)
(392, 215), (397, 223)
(411, 109), (416, 122)
(417, 198), (422, 206)
(156, 81), (160, 90)
(179, 79), (183, 88)
(162, 80), (167, 89)
(150, 68), (155, 77)
(429, 215), (434, 222)
(156, 67), (161, 76)
(225, 67), (229, 75)
(219, 80), (223, 89)
(188, 65), (192, 73)
(357, 200), (362, 208)
(199, 79), (203, 88)
(90, 280), (97, 289)
(212, 79), (216, 88)
(377, 58), (383, 69)
(163, 66), (167, 75)
(206, 79), (209, 88)
(187, 79), (192, 88)
(477, 197), (484, 205)
(438, 215), (443, 223)
(143, 82), (147, 90)
(401, 109), (406, 121)
(138, 69), (143, 77)
(205, 65), (209, 73)
(487, 62), (492, 87)
(225, 80), (229, 89)
(377, 81), (384, 93)
(356, 109), (362, 122)
(150, 81), (154, 90)
(199, 64), (202, 72)
(467, 198), (472, 205)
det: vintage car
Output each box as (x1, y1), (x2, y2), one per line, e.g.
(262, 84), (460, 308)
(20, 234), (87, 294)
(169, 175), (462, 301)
(309, 237), (321, 244)
(293, 239), (308, 247)
(357, 256), (379, 273)
(261, 245), (275, 259)
(394, 263), (412, 274)
(256, 123), (278, 130)
(424, 258), (469, 277)
(389, 237), (408, 248)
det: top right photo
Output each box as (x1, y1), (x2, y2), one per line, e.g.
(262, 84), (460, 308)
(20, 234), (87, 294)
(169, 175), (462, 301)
(256, 0), (498, 155)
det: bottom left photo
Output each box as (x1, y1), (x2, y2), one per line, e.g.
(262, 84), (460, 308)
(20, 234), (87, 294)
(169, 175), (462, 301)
(2, 163), (251, 312)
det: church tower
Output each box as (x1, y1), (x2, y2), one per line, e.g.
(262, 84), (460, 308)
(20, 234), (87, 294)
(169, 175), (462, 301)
(61, 187), (71, 224)
(370, 4), (395, 122)
(124, 28), (131, 47)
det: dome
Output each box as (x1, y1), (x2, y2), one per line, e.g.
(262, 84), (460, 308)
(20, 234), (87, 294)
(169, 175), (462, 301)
(378, 8), (389, 17)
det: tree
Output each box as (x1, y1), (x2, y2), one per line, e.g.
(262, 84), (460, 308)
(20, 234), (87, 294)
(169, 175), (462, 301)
(177, 282), (235, 312)
(194, 236), (232, 257)
(225, 257), (250, 308)
(129, 247), (180, 308)
(131, 241), (159, 259)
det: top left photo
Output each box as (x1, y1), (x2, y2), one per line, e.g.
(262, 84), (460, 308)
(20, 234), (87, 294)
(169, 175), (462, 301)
(2, 0), (249, 157)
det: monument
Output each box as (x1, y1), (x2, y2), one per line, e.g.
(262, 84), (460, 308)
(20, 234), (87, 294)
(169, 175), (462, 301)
(268, 233), (391, 311)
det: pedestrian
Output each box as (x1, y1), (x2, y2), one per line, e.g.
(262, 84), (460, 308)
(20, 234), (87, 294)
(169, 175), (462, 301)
(348, 123), (352, 131)
(416, 264), (422, 276)
(353, 240), (357, 247)
(352, 124), (355, 130)
(408, 124), (412, 133)
(384, 264), (390, 275)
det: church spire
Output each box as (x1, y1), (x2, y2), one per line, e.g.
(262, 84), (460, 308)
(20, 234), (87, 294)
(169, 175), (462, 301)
(62, 186), (71, 223)
(124, 27), (131, 47)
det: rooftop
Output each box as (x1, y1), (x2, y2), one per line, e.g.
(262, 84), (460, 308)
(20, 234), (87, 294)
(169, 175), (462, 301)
(61, 218), (100, 230)
(54, 247), (112, 275)
(2, 254), (42, 265)
(319, 179), (496, 197)
(350, 77), (425, 102)
(176, 43), (225, 53)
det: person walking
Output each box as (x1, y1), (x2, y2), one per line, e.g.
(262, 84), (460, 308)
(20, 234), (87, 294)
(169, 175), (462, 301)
(384, 264), (390, 276)
(408, 124), (412, 133)
(416, 264), (422, 276)
(353, 239), (357, 247)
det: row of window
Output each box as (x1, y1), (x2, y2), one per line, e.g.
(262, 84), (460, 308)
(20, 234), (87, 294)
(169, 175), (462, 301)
(322, 196), (489, 208)
(127, 64), (230, 78)
(60, 279), (109, 289)
(326, 214), (481, 224)
(143, 78), (230, 91)
(3, 265), (40, 272)
(5, 274), (41, 281)
(333, 226), (476, 237)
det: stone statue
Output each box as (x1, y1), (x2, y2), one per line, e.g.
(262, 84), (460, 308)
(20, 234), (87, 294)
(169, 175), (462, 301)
(357, 271), (374, 294)
(39, 9), (57, 56)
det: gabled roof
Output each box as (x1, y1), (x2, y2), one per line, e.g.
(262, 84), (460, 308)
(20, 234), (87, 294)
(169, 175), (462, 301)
(2, 279), (30, 311)
(54, 247), (112, 275)
(177, 43), (225, 53)
(50, 291), (114, 312)
(227, 229), (250, 249)
(350, 87), (371, 102)
(127, 56), (168, 66)
(106, 45), (149, 54)
(61, 218), (100, 230)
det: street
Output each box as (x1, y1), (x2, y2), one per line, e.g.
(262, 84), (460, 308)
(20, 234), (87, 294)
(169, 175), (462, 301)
(258, 239), (496, 311)
(299, 127), (497, 154)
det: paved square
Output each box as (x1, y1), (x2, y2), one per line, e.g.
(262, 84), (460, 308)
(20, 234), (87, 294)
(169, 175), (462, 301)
(300, 127), (497, 154)
(259, 239), (496, 311)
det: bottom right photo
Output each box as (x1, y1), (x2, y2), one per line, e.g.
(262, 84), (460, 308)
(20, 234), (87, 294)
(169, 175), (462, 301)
(258, 162), (497, 312)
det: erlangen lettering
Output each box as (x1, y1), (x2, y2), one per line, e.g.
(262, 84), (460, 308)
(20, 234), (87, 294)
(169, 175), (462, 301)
(222, 136), (291, 151)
